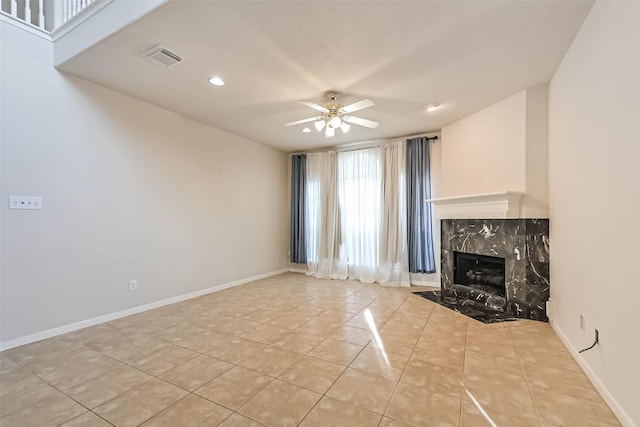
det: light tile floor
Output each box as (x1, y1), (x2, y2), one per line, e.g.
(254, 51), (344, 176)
(0, 273), (621, 426)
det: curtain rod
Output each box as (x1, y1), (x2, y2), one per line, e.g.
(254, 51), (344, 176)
(290, 133), (439, 156)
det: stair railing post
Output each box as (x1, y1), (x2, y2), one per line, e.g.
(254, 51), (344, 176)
(25, 0), (32, 25)
(38, 0), (45, 29)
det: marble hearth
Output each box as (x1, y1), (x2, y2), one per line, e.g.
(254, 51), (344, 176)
(417, 218), (550, 322)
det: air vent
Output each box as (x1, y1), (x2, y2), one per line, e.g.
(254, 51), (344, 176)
(142, 45), (183, 68)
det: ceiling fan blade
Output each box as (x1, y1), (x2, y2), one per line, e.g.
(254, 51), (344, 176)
(341, 99), (375, 114)
(344, 116), (379, 129)
(301, 101), (329, 113)
(284, 116), (322, 126)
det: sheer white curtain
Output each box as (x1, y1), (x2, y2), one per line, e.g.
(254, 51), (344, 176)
(338, 148), (381, 283)
(378, 141), (410, 286)
(305, 152), (347, 279)
(305, 144), (410, 287)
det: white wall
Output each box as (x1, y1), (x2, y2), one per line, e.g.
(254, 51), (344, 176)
(440, 90), (527, 197)
(0, 22), (290, 343)
(524, 85), (549, 218)
(439, 86), (549, 217)
(549, 2), (640, 425)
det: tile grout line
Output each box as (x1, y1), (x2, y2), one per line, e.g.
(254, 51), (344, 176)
(458, 319), (469, 427)
(53, 409), (117, 427)
(296, 289), (412, 426)
(2, 278), (309, 422)
(379, 301), (447, 427)
(294, 314), (388, 423)
(2, 289), (398, 427)
(6, 354), (128, 426)
(135, 300), (357, 425)
(253, 280), (379, 426)
(189, 283), (368, 425)
(47, 339), (259, 424)
(380, 300), (470, 427)
(3, 279), (468, 427)
(511, 325), (545, 426)
(377, 293), (435, 426)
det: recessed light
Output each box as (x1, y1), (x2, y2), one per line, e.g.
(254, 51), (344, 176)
(302, 128), (311, 133)
(426, 104), (440, 112)
(208, 76), (225, 86)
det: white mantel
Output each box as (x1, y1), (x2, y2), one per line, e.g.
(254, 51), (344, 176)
(426, 191), (525, 219)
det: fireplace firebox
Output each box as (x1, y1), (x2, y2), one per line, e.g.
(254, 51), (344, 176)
(454, 251), (506, 297)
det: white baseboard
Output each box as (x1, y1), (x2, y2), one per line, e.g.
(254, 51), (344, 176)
(410, 280), (441, 287)
(410, 271), (440, 288)
(288, 267), (436, 286)
(551, 323), (636, 427)
(0, 268), (293, 351)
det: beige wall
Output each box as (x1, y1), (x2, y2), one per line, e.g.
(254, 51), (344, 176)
(0, 22), (290, 343)
(549, 2), (640, 425)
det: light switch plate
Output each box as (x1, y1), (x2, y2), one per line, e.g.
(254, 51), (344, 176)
(9, 195), (43, 210)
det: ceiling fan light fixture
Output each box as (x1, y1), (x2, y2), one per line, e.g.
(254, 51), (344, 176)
(325, 126), (335, 138)
(302, 127), (311, 133)
(288, 91), (378, 136)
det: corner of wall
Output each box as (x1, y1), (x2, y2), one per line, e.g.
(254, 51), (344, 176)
(522, 84), (549, 218)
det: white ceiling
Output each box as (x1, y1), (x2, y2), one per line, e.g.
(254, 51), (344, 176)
(58, 0), (593, 152)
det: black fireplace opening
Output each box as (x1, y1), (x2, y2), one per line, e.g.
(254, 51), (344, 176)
(454, 251), (506, 297)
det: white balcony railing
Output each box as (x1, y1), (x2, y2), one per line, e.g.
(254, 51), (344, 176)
(63, 0), (96, 22)
(1, 0), (96, 32)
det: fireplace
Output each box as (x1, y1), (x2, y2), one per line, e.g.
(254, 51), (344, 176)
(442, 219), (549, 321)
(411, 193), (549, 322)
(414, 218), (550, 323)
(454, 251), (505, 297)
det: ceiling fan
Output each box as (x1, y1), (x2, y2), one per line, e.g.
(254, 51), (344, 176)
(285, 91), (379, 138)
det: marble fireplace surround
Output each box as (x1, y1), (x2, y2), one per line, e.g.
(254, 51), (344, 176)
(428, 192), (550, 321)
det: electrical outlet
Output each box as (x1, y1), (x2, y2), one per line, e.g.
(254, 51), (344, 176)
(9, 195), (42, 210)
(580, 314), (585, 331)
(129, 280), (138, 292)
